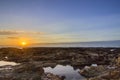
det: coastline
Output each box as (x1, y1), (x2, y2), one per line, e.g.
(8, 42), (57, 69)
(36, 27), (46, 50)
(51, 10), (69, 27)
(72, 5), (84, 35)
(0, 47), (120, 80)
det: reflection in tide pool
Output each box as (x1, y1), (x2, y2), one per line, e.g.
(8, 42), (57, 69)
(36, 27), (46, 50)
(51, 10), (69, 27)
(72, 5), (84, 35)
(43, 65), (85, 80)
(0, 61), (18, 66)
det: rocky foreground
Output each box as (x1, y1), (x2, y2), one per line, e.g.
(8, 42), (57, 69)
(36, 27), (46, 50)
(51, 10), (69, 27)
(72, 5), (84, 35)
(0, 62), (63, 80)
(0, 47), (120, 80)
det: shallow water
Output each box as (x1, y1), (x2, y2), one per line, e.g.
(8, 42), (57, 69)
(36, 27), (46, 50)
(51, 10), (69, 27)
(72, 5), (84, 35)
(0, 61), (18, 66)
(44, 65), (85, 80)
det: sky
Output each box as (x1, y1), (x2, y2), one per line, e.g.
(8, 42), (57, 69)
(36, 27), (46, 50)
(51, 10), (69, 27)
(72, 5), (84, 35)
(0, 0), (120, 46)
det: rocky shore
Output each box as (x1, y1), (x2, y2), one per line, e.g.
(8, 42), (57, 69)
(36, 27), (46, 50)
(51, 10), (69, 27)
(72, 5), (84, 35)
(0, 47), (120, 80)
(0, 62), (62, 80)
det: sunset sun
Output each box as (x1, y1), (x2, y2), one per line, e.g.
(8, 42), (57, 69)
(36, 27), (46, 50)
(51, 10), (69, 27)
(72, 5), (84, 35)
(21, 41), (27, 46)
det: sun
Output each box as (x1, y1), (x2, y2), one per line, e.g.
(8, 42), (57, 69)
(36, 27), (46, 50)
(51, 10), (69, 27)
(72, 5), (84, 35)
(21, 41), (27, 46)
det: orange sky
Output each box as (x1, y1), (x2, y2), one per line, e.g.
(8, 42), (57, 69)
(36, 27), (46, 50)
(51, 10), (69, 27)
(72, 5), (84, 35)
(0, 30), (87, 46)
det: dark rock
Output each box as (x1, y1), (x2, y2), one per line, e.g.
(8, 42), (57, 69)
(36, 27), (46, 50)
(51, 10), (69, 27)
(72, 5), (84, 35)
(41, 72), (62, 80)
(80, 65), (106, 78)
(14, 62), (44, 75)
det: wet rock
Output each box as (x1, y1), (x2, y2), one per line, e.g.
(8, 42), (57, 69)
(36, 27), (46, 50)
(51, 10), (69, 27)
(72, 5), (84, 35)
(32, 56), (52, 61)
(0, 62), (44, 80)
(89, 77), (104, 80)
(43, 63), (56, 68)
(116, 56), (120, 66)
(0, 47), (120, 66)
(79, 65), (106, 78)
(101, 70), (120, 80)
(57, 60), (71, 64)
(0, 62), (63, 80)
(41, 72), (62, 80)
(90, 70), (120, 80)
(14, 62), (44, 75)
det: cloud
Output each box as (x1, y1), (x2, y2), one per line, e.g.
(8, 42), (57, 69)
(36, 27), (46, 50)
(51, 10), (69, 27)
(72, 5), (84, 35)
(0, 30), (44, 35)
(7, 37), (19, 39)
(26, 31), (44, 34)
(0, 30), (19, 35)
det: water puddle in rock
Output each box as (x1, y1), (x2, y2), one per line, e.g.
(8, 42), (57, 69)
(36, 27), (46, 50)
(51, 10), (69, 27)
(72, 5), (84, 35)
(0, 61), (18, 66)
(0, 61), (86, 80)
(0, 61), (19, 70)
(43, 65), (85, 80)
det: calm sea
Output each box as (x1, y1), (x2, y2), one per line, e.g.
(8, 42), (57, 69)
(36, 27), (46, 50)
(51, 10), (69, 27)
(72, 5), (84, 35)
(33, 40), (120, 47)
(0, 40), (120, 48)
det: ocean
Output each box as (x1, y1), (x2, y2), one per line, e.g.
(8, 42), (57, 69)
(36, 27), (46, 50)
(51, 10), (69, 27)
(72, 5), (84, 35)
(0, 40), (120, 48)
(34, 40), (120, 47)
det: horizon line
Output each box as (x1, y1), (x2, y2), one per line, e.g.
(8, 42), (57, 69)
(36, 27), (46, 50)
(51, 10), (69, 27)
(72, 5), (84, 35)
(0, 39), (120, 47)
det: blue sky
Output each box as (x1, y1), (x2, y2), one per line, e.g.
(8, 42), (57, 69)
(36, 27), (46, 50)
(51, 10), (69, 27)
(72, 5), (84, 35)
(0, 0), (120, 45)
